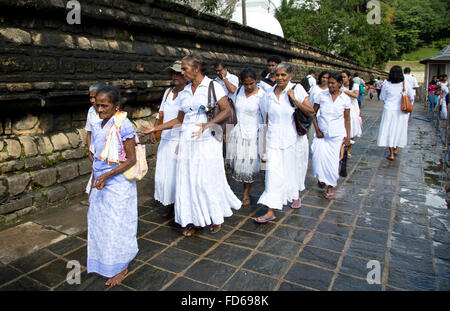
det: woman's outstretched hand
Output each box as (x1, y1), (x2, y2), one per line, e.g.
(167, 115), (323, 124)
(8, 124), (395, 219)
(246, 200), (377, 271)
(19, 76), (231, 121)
(139, 126), (155, 137)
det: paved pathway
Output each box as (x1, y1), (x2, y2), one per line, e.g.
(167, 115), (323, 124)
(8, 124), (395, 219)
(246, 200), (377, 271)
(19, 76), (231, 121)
(0, 98), (449, 291)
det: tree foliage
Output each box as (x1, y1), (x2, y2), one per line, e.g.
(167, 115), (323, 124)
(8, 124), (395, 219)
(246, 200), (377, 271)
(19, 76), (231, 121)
(275, 0), (448, 68)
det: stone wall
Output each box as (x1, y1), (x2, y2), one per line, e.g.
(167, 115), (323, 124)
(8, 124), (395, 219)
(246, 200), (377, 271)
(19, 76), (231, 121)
(0, 0), (387, 225)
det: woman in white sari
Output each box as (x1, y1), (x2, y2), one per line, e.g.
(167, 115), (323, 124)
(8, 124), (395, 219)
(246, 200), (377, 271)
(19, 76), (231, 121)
(341, 70), (362, 158)
(311, 72), (351, 200)
(255, 63), (314, 223)
(141, 54), (241, 236)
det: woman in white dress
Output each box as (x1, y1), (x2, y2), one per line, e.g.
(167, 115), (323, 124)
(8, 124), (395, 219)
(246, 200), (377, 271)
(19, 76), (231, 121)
(311, 72), (351, 200)
(255, 63), (314, 223)
(309, 71), (330, 107)
(341, 70), (362, 158)
(149, 61), (187, 215)
(141, 54), (241, 236)
(226, 68), (265, 206)
(377, 65), (414, 161)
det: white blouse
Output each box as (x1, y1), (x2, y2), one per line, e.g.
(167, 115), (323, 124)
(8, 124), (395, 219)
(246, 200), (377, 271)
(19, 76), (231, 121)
(309, 84), (328, 106)
(316, 90), (351, 138)
(178, 76), (227, 140)
(379, 80), (414, 111)
(340, 83), (360, 109)
(232, 86), (265, 140)
(264, 81), (308, 149)
(158, 87), (182, 141)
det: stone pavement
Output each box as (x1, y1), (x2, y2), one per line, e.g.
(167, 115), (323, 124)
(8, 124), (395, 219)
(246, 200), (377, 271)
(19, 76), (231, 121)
(0, 98), (449, 291)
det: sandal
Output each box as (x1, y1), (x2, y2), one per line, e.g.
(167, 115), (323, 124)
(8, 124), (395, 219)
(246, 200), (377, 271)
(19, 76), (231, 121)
(317, 181), (326, 189)
(209, 224), (222, 234)
(182, 225), (202, 237)
(253, 215), (276, 224)
(386, 156), (395, 161)
(324, 192), (336, 200)
(291, 199), (301, 209)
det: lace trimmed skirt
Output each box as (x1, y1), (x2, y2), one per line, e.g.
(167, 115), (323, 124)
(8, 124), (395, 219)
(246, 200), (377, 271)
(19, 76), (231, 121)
(226, 124), (262, 183)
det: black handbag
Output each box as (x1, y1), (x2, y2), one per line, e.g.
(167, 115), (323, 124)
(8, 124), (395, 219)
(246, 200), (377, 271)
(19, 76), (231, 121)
(287, 84), (314, 136)
(339, 146), (348, 177)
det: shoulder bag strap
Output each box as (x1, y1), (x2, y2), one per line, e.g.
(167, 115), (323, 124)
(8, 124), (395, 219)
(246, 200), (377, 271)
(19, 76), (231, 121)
(208, 80), (217, 107)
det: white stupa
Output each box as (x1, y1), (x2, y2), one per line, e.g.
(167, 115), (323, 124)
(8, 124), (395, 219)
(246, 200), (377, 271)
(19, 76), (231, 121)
(231, 0), (284, 38)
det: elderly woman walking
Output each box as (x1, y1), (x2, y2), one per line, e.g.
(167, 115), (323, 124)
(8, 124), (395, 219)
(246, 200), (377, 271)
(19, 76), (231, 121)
(149, 60), (187, 215)
(255, 62), (314, 223)
(226, 67), (266, 206)
(311, 72), (351, 200)
(141, 54), (241, 236)
(377, 65), (414, 161)
(87, 86), (138, 287)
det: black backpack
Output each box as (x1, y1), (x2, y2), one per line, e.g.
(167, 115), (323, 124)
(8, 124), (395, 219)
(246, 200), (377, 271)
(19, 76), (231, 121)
(300, 77), (311, 93)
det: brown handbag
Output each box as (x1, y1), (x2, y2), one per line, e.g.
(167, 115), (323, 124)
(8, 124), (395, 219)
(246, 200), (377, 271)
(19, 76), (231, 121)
(206, 81), (237, 139)
(400, 81), (414, 113)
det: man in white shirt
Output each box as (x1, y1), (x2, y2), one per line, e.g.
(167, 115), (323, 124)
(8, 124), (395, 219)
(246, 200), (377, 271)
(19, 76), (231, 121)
(404, 67), (419, 104)
(258, 55), (282, 93)
(214, 60), (239, 100)
(306, 69), (317, 92)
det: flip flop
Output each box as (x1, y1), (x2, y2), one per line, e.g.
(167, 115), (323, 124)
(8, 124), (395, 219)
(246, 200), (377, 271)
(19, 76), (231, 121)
(183, 225), (202, 237)
(291, 199), (301, 209)
(386, 156), (395, 161)
(253, 215), (276, 224)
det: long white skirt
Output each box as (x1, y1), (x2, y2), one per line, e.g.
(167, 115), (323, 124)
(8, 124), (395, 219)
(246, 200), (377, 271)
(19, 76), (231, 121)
(377, 109), (409, 148)
(88, 176), (138, 278)
(154, 139), (178, 206)
(226, 124), (261, 183)
(257, 135), (309, 210)
(311, 135), (344, 187)
(175, 126), (241, 228)
(350, 102), (362, 138)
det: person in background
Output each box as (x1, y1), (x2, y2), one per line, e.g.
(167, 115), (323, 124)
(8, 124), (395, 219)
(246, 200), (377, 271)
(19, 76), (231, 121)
(226, 68), (265, 206)
(258, 55), (282, 93)
(85, 82), (106, 195)
(307, 71), (330, 143)
(141, 53), (241, 237)
(403, 67), (419, 105)
(375, 77), (383, 101)
(311, 72), (351, 200)
(341, 70), (361, 158)
(148, 60), (187, 217)
(428, 76), (438, 112)
(353, 72), (366, 109)
(306, 69), (317, 93)
(377, 66), (414, 161)
(214, 60), (239, 100)
(368, 77), (376, 100)
(255, 62), (314, 223)
(87, 86), (138, 287)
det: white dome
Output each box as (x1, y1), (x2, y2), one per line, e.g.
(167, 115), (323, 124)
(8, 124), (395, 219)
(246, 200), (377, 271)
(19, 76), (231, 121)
(231, 2), (284, 38)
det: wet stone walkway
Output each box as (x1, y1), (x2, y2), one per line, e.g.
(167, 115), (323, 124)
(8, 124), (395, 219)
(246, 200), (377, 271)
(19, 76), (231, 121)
(0, 98), (449, 291)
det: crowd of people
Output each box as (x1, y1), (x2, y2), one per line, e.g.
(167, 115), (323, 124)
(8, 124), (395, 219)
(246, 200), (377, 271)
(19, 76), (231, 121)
(83, 53), (419, 287)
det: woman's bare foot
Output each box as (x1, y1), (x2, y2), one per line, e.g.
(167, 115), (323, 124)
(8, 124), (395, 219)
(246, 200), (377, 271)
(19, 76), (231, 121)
(242, 197), (251, 206)
(105, 268), (128, 287)
(183, 224), (202, 237)
(394, 148), (400, 155)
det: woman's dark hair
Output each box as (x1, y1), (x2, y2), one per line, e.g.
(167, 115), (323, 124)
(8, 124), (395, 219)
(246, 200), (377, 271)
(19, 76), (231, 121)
(182, 53), (207, 75)
(240, 67), (257, 81)
(318, 70), (330, 85)
(261, 69), (269, 78)
(342, 70), (354, 90)
(329, 71), (343, 84)
(267, 55), (282, 64)
(96, 86), (121, 106)
(388, 65), (404, 84)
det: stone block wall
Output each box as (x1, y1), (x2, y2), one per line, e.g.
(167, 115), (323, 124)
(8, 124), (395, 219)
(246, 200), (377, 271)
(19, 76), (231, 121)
(0, 0), (387, 225)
